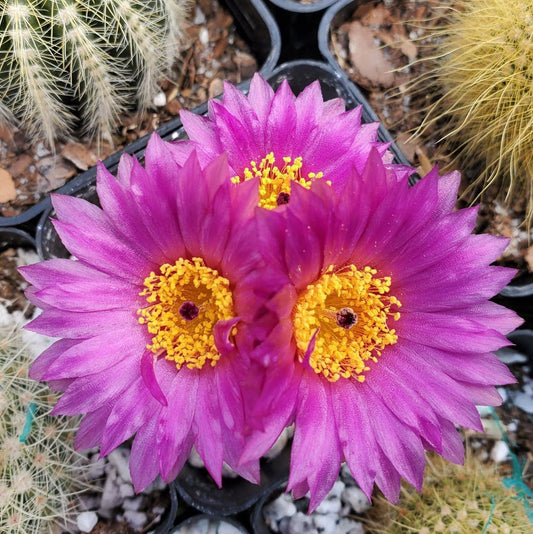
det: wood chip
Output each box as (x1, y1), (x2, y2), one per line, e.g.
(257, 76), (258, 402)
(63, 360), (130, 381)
(348, 21), (395, 88)
(8, 154), (33, 177)
(525, 246), (533, 272)
(208, 78), (224, 99)
(0, 168), (17, 202)
(415, 146), (433, 177)
(61, 142), (98, 171)
(38, 156), (76, 189)
(395, 132), (417, 163)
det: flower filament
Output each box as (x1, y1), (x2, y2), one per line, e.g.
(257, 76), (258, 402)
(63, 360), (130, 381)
(137, 257), (234, 370)
(292, 265), (401, 383)
(231, 152), (324, 209)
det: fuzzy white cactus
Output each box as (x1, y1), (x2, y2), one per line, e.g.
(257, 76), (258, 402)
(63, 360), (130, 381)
(0, 0), (190, 146)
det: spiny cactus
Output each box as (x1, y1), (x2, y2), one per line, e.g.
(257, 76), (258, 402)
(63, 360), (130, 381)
(0, 0), (189, 147)
(364, 445), (532, 534)
(0, 318), (92, 534)
(412, 0), (533, 226)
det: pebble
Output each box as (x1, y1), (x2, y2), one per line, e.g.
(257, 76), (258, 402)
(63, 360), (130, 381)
(312, 513), (339, 533)
(171, 518), (244, 534)
(199, 27), (209, 47)
(341, 486), (371, 514)
(193, 6), (206, 25)
(513, 391), (533, 414)
(123, 510), (148, 530)
(490, 440), (510, 463)
(263, 493), (297, 531)
(285, 512), (318, 534)
(496, 347), (527, 365)
(100, 471), (122, 513)
(153, 91), (167, 107)
(123, 495), (143, 511)
(76, 511), (98, 533)
(108, 448), (132, 483)
(336, 517), (365, 534)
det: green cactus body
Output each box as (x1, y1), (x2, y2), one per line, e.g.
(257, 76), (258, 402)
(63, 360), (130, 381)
(0, 0), (188, 146)
(414, 0), (533, 226)
(0, 321), (92, 533)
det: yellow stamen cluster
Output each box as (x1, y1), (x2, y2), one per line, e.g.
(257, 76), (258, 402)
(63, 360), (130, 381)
(231, 152), (324, 209)
(137, 257), (235, 370)
(292, 265), (401, 383)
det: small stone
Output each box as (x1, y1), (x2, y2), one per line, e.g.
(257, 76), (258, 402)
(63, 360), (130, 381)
(315, 480), (344, 515)
(264, 426), (291, 460)
(513, 392), (533, 414)
(340, 463), (356, 486)
(199, 27), (209, 46)
(35, 141), (51, 158)
(210, 521), (244, 534)
(315, 497), (342, 514)
(263, 493), (297, 531)
(496, 347), (527, 365)
(193, 6), (206, 25)
(342, 486), (371, 514)
(188, 446), (205, 468)
(288, 512), (318, 534)
(76, 511), (98, 533)
(108, 448), (132, 483)
(86, 456), (106, 480)
(153, 91), (167, 107)
(100, 475), (122, 511)
(119, 482), (135, 498)
(490, 440), (510, 463)
(124, 510), (148, 529)
(336, 517), (365, 534)
(123, 495), (143, 511)
(312, 513), (338, 533)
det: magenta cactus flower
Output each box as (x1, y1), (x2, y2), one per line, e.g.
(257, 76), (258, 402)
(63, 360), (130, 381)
(240, 151), (522, 511)
(166, 73), (410, 208)
(19, 135), (265, 491)
(19, 72), (521, 513)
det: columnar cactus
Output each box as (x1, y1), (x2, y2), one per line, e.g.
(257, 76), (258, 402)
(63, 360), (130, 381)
(0, 319), (91, 533)
(414, 0), (533, 226)
(0, 0), (189, 146)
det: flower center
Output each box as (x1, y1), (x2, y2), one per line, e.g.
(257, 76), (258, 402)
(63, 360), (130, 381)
(231, 152), (323, 209)
(292, 265), (401, 383)
(137, 257), (235, 370)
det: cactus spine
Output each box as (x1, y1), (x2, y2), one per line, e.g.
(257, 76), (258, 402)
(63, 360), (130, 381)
(0, 0), (189, 146)
(412, 0), (533, 226)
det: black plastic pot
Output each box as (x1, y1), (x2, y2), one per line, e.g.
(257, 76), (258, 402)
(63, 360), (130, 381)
(0, 227), (35, 250)
(265, 0), (341, 63)
(4, 0), (280, 249)
(174, 445), (291, 518)
(318, 0), (411, 168)
(493, 275), (533, 330)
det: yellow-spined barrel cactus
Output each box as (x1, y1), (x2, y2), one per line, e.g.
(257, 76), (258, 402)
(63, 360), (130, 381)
(0, 319), (91, 533)
(415, 0), (533, 225)
(0, 0), (189, 146)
